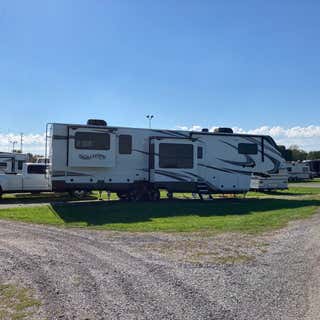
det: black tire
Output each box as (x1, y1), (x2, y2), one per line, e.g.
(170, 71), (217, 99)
(117, 192), (130, 201)
(70, 190), (88, 199)
(149, 189), (160, 201)
(167, 192), (173, 200)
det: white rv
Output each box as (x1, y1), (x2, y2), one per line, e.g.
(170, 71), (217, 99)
(250, 167), (288, 191)
(286, 161), (311, 181)
(46, 120), (285, 200)
(0, 152), (28, 174)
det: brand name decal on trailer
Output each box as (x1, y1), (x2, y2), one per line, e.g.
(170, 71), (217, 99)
(79, 154), (106, 160)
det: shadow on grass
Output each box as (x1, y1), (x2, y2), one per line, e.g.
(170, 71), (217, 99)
(50, 198), (320, 226)
(256, 191), (308, 196)
(0, 192), (96, 204)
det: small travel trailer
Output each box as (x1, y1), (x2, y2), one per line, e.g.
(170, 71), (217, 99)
(0, 152), (28, 174)
(250, 167), (288, 191)
(286, 161), (311, 181)
(46, 120), (286, 200)
(304, 160), (320, 178)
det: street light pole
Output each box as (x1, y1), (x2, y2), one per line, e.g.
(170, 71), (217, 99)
(146, 115), (154, 129)
(9, 140), (18, 152)
(20, 133), (23, 153)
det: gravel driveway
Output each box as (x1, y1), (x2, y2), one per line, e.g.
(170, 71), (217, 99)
(1, 213), (320, 320)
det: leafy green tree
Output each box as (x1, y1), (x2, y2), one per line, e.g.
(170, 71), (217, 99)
(307, 151), (320, 160)
(288, 145), (307, 161)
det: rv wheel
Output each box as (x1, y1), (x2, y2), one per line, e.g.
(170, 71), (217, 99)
(117, 192), (130, 201)
(167, 192), (173, 200)
(149, 189), (160, 201)
(71, 190), (88, 199)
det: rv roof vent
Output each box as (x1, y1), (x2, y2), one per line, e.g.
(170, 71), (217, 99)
(202, 128), (209, 132)
(214, 127), (233, 134)
(87, 119), (107, 126)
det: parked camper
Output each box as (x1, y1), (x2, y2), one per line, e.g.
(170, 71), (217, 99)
(36, 157), (50, 164)
(304, 160), (320, 178)
(250, 167), (288, 191)
(46, 120), (286, 200)
(0, 152), (28, 174)
(286, 161), (311, 181)
(0, 163), (50, 197)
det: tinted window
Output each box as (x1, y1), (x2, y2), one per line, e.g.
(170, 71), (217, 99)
(27, 165), (47, 174)
(287, 167), (292, 172)
(159, 143), (194, 169)
(119, 135), (132, 154)
(75, 132), (110, 150)
(197, 146), (203, 159)
(238, 143), (258, 155)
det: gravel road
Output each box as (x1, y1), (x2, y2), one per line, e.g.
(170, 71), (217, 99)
(1, 213), (320, 320)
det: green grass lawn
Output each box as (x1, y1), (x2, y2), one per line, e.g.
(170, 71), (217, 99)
(0, 186), (319, 234)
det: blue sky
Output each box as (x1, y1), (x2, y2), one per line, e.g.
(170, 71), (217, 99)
(0, 0), (320, 152)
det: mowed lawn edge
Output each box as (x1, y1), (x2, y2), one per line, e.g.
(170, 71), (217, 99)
(0, 191), (319, 233)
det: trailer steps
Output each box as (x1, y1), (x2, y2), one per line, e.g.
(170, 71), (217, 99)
(197, 182), (213, 200)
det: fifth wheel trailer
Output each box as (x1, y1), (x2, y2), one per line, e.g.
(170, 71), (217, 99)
(286, 161), (311, 181)
(0, 152), (28, 174)
(46, 120), (286, 200)
(304, 160), (320, 178)
(250, 167), (288, 191)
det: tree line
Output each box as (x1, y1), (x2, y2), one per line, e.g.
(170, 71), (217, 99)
(278, 145), (320, 161)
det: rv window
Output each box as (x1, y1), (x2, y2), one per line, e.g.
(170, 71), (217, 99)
(119, 135), (132, 154)
(27, 165), (47, 174)
(159, 143), (194, 169)
(287, 167), (292, 172)
(238, 143), (258, 155)
(17, 160), (24, 170)
(197, 146), (203, 159)
(75, 132), (110, 150)
(0, 162), (7, 168)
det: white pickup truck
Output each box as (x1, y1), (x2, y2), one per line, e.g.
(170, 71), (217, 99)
(0, 163), (51, 197)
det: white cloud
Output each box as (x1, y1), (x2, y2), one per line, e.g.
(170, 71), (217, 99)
(0, 133), (46, 155)
(176, 125), (320, 151)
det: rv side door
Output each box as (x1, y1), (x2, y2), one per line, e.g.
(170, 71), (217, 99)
(68, 127), (115, 167)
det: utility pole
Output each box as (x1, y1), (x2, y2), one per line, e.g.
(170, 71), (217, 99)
(146, 115), (154, 129)
(20, 133), (23, 153)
